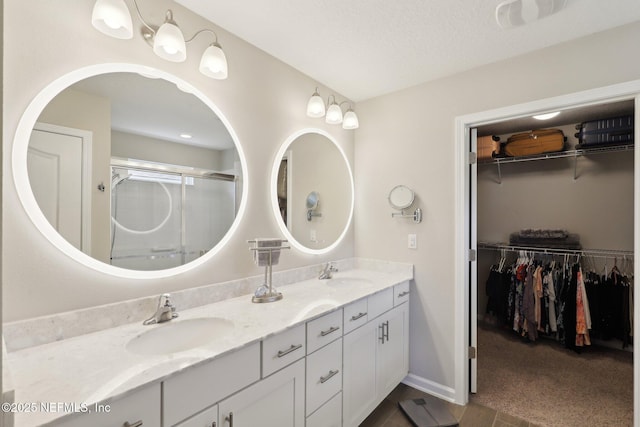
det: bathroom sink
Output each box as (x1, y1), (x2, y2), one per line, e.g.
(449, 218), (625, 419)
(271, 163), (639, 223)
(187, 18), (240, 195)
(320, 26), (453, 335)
(126, 317), (234, 355)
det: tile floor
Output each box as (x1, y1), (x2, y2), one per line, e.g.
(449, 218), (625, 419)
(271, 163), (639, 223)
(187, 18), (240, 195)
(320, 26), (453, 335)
(360, 383), (540, 427)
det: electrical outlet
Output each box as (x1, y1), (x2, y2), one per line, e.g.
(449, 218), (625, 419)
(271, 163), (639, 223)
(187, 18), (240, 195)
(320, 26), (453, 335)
(408, 234), (417, 249)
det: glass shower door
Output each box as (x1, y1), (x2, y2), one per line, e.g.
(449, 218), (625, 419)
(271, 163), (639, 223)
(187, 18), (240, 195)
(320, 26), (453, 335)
(110, 166), (184, 270)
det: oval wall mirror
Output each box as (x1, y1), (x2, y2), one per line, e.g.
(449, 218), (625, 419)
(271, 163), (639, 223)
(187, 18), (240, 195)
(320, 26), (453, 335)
(12, 64), (248, 279)
(271, 129), (354, 254)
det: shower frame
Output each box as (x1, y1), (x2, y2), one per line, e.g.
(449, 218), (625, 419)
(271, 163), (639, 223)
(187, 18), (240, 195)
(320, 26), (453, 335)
(110, 157), (236, 267)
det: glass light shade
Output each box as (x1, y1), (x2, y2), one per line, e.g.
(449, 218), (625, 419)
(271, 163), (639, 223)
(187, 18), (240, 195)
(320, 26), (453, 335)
(342, 109), (359, 129)
(306, 92), (326, 118)
(153, 21), (187, 62)
(325, 103), (343, 124)
(91, 0), (133, 39)
(199, 43), (228, 79)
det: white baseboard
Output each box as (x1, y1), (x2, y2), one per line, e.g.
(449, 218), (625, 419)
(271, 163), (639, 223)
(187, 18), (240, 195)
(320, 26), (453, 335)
(402, 373), (460, 404)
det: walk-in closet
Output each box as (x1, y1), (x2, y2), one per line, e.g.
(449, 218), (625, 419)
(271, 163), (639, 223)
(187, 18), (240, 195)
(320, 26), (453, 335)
(474, 99), (635, 426)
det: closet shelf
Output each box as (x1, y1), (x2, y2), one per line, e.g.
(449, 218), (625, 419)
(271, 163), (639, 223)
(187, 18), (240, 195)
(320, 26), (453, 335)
(477, 241), (633, 259)
(478, 143), (634, 183)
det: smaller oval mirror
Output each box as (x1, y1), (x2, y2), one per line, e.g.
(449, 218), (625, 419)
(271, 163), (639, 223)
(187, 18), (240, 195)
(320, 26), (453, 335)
(306, 191), (319, 210)
(271, 129), (354, 254)
(388, 185), (415, 210)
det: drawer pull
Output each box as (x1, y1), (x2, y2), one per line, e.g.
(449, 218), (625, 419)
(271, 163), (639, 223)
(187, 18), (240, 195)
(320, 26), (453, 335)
(398, 291), (410, 297)
(225, 412), (234, 427)
(320, 326), (340, 337)
(123, 421), (143, 427)
(320, 369), (340, 384)
(350, 312), (367, 321)
(277, 343), (303, 358)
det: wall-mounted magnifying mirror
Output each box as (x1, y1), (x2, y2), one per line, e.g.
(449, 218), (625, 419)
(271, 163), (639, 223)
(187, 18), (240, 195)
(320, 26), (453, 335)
(306, 191), (322, 221)
(388, 185), (422, 223)
(12, 64), (247, 278)
(271, 129), (354, 254)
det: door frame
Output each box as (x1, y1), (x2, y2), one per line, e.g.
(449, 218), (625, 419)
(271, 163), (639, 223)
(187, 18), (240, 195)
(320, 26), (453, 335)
(453, 79), (640, 425)
(31, 122), (93, 254)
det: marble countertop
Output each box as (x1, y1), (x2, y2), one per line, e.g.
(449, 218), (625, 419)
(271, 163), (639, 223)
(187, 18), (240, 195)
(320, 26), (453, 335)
(6, 264), (412, 426)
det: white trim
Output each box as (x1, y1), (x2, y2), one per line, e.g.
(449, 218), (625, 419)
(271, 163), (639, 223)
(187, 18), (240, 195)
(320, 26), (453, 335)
(12, 63), (249, 279)
(454, 79), (640, 420)
(402, 374), (457, 403)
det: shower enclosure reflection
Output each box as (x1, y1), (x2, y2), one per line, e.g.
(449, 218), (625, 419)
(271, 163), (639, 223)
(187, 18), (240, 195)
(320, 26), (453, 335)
(110, 160), (236, 270)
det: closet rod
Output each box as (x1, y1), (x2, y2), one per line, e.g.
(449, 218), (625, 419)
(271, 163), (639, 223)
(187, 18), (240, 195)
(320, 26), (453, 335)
(477, 242), (634, 259)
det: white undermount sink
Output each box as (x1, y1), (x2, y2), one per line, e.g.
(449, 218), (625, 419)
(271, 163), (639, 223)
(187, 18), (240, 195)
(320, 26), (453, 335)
(126, 317), (234, 355)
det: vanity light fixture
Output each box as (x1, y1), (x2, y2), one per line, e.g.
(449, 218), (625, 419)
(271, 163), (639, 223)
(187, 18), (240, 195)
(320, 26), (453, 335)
(306, 88), (359, 129)
(91, 0), (229, 79)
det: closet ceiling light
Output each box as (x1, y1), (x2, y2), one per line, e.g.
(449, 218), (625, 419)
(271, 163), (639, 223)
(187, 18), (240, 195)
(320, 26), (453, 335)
(306, 89), (359, 129)
(533, 111), (561, 120)
(91, 0), (229, 79)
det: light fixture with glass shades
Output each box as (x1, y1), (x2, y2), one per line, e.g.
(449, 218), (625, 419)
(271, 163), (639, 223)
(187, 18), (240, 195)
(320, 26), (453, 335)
(306, 88), (359, 129)
(91, 0), (229, 79)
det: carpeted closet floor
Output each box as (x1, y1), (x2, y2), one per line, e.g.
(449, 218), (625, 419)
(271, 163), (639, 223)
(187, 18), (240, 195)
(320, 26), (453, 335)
(472, 322), (634, 426)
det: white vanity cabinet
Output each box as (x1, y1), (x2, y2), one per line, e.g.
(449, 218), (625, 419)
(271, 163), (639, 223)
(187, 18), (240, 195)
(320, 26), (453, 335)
(163, 342), (260, 426)
(343, 283), (410, 427)
(218, 359), (306, 427)
(51, 382), (161, 427)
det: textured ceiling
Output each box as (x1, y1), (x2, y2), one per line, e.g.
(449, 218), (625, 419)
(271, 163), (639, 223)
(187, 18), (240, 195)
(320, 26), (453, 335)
(176, 0), (640, 102)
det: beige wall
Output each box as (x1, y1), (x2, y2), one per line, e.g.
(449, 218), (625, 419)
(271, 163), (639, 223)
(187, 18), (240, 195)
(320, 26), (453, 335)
(355, 22), (640, 394)
(112, 131), (225, 171)
(2, 0), (355, 321)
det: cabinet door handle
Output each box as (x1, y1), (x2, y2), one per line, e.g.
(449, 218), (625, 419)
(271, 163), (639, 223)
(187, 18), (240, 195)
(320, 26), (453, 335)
(225, 412), (234, 427)
(379, 321), (390, 343)
(398, 291), (410, 297)
(320, 326), (340, 337)
(123, 421), (143, 427)
(350, 312), (367, 321)
(277, 343), (303, 358)
(320, 369), (339, 384)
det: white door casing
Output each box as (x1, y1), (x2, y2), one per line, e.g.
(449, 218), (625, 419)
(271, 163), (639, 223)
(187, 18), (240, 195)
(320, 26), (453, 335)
(28, 123), (92, 254)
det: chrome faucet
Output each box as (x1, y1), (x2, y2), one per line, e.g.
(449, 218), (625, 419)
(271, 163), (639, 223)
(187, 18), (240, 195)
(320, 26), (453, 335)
(318, 262), (338, 280)
(143, 293), (178, 325)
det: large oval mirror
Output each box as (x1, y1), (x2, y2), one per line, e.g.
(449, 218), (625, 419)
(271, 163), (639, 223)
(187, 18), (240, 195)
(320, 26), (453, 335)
(12, 64), (247, 278)
(271, 129), (354, 254)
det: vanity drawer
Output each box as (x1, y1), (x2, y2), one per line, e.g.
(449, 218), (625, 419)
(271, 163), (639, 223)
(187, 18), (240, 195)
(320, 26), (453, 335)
(262, 323), (306, 377)
(163, 342), (260, 426)
(306, 391), (342, 427)
(306, 338), (343, 416)
(394, 281), (410, 306)
(53, 383), (160, 427)
(343, 298), (368, 334)
(307, 309), (343, 354)
(367, 287), (394, 320)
